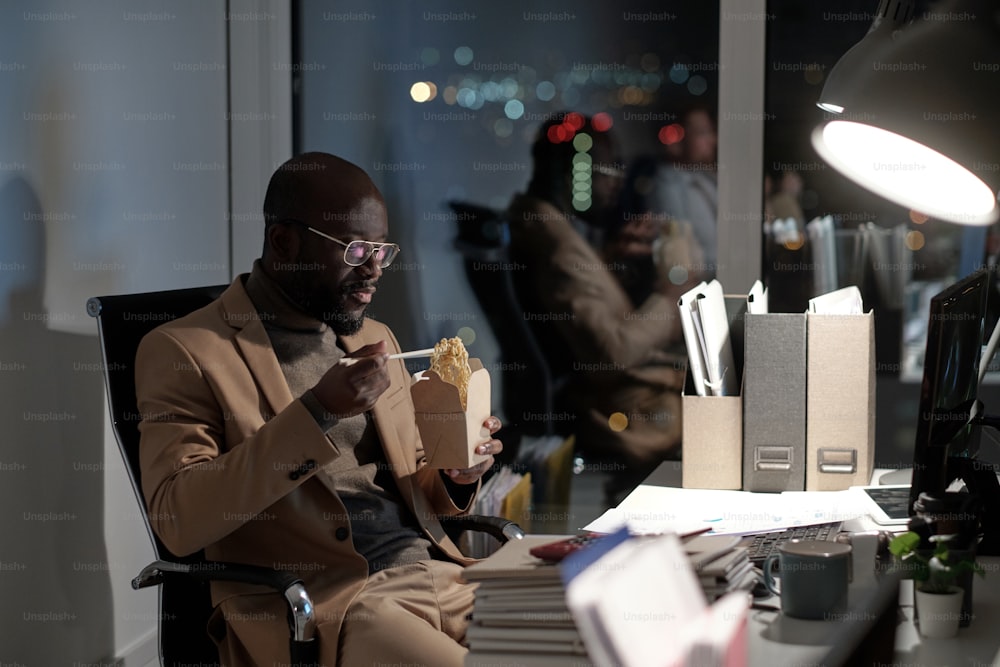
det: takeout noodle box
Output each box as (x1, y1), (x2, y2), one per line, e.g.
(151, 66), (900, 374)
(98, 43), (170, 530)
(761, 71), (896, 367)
(411, 358), (492, 469)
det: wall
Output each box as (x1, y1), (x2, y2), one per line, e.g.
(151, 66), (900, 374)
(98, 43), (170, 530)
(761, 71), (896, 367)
(0, 1), (230, 663)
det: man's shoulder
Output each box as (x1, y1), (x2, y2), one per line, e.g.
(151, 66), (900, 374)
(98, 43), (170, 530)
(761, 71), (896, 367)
(141, 278), (248, 346)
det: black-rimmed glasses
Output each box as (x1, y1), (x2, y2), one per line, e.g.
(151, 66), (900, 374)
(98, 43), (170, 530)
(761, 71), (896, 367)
(284, 220), (401, 268)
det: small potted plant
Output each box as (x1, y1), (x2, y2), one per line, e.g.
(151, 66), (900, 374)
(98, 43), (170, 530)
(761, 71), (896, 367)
(889, 531), (985, 639)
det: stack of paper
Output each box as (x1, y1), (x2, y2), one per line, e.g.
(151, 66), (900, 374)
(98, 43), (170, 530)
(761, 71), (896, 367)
(684, 535), (757, 602)
(562, 531), (749, 667)
(463, 536), (593, 667)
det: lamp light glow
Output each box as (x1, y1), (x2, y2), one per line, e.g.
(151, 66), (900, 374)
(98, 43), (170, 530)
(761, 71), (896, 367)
(812, 121), (998, 225)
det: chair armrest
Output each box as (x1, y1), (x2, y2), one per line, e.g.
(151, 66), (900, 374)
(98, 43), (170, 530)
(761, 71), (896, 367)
(439, 514), (526, 543)
(132, 560), (315, 645)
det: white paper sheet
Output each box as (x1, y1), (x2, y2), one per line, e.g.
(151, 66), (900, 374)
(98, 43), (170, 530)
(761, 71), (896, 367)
(584, 485), (867, 536)
(809, 285), (864, 315)
(747, 279), (768, 315)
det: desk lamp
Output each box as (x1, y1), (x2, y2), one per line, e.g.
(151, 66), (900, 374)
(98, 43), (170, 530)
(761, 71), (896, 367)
(816, 0), (915, 114)
(811, 0), (1000, 225)
(812, 0), (1000, 552)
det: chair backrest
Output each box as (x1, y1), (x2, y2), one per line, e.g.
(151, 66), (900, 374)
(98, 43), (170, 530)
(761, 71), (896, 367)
(449, 201), (574, 446)
(87, 284), (227, 667)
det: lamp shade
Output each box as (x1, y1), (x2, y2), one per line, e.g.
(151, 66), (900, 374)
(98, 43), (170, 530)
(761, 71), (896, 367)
(816, 0), (915, 114)
(812, 0), (1000, 225)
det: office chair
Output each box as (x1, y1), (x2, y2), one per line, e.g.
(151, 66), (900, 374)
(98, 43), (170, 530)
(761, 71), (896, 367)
(449, 201), (575, 453)
(87, 284), (525, 667)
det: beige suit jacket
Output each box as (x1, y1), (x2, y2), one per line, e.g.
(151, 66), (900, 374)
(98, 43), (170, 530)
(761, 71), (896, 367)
(135, 275), (474, 662)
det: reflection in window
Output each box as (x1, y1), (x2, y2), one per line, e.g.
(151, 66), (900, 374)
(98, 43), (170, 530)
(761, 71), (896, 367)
(295, 1), (720, 352)
(763, 0), (1000, 468)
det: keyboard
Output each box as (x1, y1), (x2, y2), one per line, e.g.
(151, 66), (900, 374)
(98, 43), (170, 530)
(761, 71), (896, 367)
(741, 521), (843, 566)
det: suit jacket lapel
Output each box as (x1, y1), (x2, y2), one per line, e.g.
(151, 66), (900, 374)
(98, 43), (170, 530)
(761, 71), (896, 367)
(220, 278), (295, 417)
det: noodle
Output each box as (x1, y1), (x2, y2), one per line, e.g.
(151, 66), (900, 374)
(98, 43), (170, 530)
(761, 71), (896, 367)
(430, 337), (471, 409)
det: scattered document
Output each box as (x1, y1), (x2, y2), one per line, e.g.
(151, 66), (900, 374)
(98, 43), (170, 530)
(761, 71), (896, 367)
(584, 485), (867, 536)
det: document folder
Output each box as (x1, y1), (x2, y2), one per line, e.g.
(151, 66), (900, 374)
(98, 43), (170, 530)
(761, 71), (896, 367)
(805, 311), (876, 490)
(742, 312), (806, 492)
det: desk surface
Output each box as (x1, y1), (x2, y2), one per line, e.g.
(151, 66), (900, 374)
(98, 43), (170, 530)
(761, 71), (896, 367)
(633, 462), (1000, 666)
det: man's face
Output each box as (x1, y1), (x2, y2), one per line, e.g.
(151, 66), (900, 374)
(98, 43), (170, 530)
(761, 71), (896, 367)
(286, 196), (390, 335)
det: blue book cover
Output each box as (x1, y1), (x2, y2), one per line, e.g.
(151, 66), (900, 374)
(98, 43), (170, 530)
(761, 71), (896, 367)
(559, 526), (632, 588)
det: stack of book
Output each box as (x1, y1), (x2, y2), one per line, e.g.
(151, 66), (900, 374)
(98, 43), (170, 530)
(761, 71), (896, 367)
(462, 535), (592, 667)
(563, 530), (749, 667)
(684, 534), (758, 602)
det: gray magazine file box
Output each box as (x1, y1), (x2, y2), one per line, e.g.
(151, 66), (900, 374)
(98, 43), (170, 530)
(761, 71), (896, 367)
(742, 312), (807, 492)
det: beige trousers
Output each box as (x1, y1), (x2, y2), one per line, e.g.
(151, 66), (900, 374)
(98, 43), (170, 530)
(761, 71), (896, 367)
(211, 559), (475, 666)
(331, 560), (475, 667)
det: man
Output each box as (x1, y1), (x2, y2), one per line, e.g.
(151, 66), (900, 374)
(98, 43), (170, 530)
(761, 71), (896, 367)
(136, 152), (502, 666)
(507, 114), (697, 500)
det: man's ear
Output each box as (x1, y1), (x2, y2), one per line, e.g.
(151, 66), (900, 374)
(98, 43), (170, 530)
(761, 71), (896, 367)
(265, 222), (301, 264)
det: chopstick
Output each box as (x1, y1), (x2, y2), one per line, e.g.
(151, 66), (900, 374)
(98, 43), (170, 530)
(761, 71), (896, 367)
(339, 348), (436, 366)
(389, 348), (435, 360)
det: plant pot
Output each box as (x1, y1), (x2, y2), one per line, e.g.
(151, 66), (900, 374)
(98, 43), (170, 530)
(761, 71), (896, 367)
(915, 587), (964, 639)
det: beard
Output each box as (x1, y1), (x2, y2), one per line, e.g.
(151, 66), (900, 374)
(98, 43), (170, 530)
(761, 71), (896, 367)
(285, 269), (375, 336)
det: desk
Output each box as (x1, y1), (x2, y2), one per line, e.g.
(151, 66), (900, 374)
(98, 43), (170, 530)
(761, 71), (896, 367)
(634, 462), (1000, 666)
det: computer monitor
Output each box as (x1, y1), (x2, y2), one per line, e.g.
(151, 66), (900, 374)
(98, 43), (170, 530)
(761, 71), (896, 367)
(908, 267), (1000, 554)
